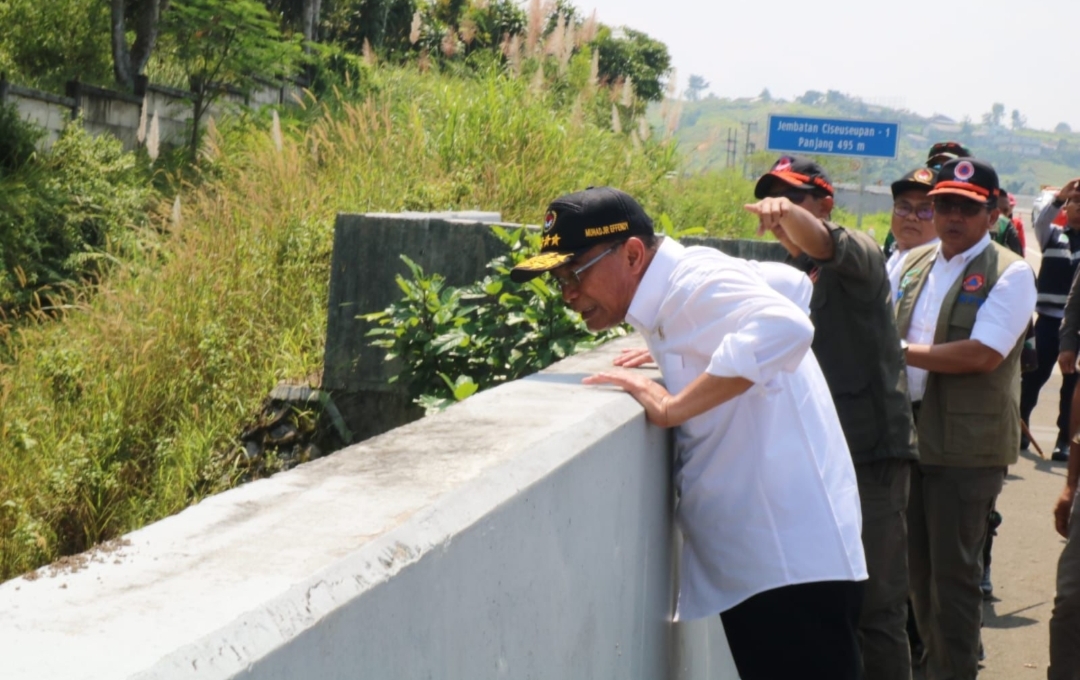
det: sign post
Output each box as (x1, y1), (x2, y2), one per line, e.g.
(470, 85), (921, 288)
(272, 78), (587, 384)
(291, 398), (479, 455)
(766, 114), (900, 227)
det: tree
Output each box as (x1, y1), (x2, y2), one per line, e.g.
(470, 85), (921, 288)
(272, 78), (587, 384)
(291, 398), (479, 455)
(982, 102), (1005, 127)
(758, 88), (772, 103)
(164, 0), (303, 160)
(1056, 122), (1072, 134)
(0, 0), (113, 90)
(685, 74), (709, 102)
(796, 90), (823, 106)
(111, 0), (170, 91)
(1011, 109), (1026, 130)
(592, 26), (672, 103)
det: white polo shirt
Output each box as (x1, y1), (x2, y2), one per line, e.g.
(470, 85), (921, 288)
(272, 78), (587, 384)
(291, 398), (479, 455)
(902, 234), (1037, 401)
(626, 238), (867, 620)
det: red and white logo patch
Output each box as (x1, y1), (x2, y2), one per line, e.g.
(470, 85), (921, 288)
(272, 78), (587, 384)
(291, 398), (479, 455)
(962, 273), (985, 292)
(773, 157), (793, 174)
(954, 161), (975, 182)
(543, 211), (557, 232)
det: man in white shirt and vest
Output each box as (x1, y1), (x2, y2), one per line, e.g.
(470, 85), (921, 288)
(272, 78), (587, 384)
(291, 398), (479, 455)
(510, 186), (868, 680)
(894, 158), (1037, 680)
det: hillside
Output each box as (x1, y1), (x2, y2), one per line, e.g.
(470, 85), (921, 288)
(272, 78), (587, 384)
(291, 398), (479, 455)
(654, 90), (1080, 194)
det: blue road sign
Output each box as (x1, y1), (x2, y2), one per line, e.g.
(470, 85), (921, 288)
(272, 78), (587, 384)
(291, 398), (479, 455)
(766, 115), (899, 159)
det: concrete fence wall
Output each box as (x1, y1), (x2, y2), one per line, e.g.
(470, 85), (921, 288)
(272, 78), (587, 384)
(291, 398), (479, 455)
(0, 337), (738, 680)
(0, 76), (303, 151)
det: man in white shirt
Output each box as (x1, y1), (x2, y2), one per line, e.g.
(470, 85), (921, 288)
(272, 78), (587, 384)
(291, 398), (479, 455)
(894, 159), (1037, 679)
(511, 186), (868, 680)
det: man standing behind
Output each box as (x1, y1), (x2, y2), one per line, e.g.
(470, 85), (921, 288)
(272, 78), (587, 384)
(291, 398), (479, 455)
(887, 167), (940, 297)
(1030, 178), (1080, 461)
(895, 158), (1037, 679)
(510, 187), (868, 680)
(1048, 379), (1080, 680)
(753, 156), (917, 680)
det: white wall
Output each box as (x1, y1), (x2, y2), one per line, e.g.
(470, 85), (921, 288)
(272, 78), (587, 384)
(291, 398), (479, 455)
(0, 336), (738, 680)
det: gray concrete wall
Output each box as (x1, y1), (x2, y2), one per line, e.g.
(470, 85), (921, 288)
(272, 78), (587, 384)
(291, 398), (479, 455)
(0, 77), (303, 152)
(834, 183), (894, 215)
(0, 337), (738, 680)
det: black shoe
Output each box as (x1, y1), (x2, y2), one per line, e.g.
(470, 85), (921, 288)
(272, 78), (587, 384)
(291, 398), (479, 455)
(981, 565), (993, 599)
(1052, 443), (1070, 462)
(1020, 433), (1030, 450)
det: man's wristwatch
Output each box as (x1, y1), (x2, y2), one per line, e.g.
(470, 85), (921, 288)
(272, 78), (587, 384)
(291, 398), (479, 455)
(900, 339), (909, 353)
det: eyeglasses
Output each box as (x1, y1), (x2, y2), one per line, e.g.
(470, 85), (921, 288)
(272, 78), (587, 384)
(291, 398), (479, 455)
(893, 202), (934, 221)
(550, 244), (619, 289)
(932, 197), (987, 218)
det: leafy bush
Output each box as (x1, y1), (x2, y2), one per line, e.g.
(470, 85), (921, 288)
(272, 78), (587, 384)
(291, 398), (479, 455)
(0, 0), (113, 90)
(365, 227), (625, 412)
(0, 113), (152, 315)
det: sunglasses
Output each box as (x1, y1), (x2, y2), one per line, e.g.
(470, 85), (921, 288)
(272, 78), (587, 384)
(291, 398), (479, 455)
(932, 197), (987, 218)
(893, 202), (934, 221)
(777, 190), (815, 205)
(549, 244), (619, 289)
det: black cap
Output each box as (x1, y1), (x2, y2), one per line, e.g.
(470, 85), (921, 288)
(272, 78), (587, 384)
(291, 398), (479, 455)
(754, 156), (834, 199)
(891, 167), (938, 198)
(926, 141), (972, 168)
(510, 187), (654, 283)
(928, 158), (1000, 203)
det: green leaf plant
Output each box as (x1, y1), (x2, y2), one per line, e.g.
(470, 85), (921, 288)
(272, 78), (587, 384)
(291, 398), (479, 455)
(363, 226), (626, 413)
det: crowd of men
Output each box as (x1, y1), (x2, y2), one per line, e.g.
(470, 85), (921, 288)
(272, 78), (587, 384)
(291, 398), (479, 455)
(508, 144), (1080, 680)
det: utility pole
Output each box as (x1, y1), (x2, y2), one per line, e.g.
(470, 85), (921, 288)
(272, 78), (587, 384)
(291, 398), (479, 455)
(726, 128), (738, 168)
(742, 122), (756, 178)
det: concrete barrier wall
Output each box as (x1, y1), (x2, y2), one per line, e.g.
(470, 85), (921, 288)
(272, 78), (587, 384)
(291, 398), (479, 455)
(0, 337), (738, 680)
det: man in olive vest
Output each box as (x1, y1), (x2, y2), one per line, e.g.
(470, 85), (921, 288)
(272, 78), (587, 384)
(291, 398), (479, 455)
(895, 158), (1037, 679)
(753, 156), (917, 680)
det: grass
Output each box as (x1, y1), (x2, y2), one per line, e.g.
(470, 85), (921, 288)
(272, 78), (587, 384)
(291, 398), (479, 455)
(1, 58), (772, 581)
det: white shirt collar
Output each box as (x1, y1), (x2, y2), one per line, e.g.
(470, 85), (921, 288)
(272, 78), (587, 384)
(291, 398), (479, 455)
(626, 237), (683, 332)
(935, 232), (991, 266)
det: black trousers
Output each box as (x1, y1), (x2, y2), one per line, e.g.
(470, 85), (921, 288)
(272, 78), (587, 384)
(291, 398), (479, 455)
(720, 579), (865, 680)
(1020, 313), (1077, 445)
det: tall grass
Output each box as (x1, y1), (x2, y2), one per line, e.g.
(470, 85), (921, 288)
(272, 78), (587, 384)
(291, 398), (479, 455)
(0, 62), (724, 580)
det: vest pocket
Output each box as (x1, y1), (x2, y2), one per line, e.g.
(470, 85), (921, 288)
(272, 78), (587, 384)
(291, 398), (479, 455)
(943, 387), (1007, 456)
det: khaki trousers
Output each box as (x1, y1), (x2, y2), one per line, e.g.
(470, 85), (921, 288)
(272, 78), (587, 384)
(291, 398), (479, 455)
(1049, 487), (1080, 680)
(908, 464), (1005, 680)
(856, 458), (914, 680)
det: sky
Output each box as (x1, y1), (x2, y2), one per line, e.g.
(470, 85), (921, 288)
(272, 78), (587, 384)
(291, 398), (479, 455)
(572, 0), (1075, 132)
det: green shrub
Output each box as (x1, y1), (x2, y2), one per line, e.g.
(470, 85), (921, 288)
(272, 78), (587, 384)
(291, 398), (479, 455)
(0, 115), (152, 315)
(365, 227), (625, 412)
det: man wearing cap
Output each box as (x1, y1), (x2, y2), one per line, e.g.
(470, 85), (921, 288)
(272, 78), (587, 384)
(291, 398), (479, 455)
(511, 186), (868, 680)
(887, 167), (940, 298)
(886, 143), (971, 259)
(751, 156), (917, 680)
(894, 158), (1037, 679)
(926, 141), (973, 170)
(1048, 381), (1080, 680)
(1026, 178), (1080, 461)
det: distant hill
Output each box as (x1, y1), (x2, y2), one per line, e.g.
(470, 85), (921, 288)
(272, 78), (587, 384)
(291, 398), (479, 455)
(650, 90), (1080, 195)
